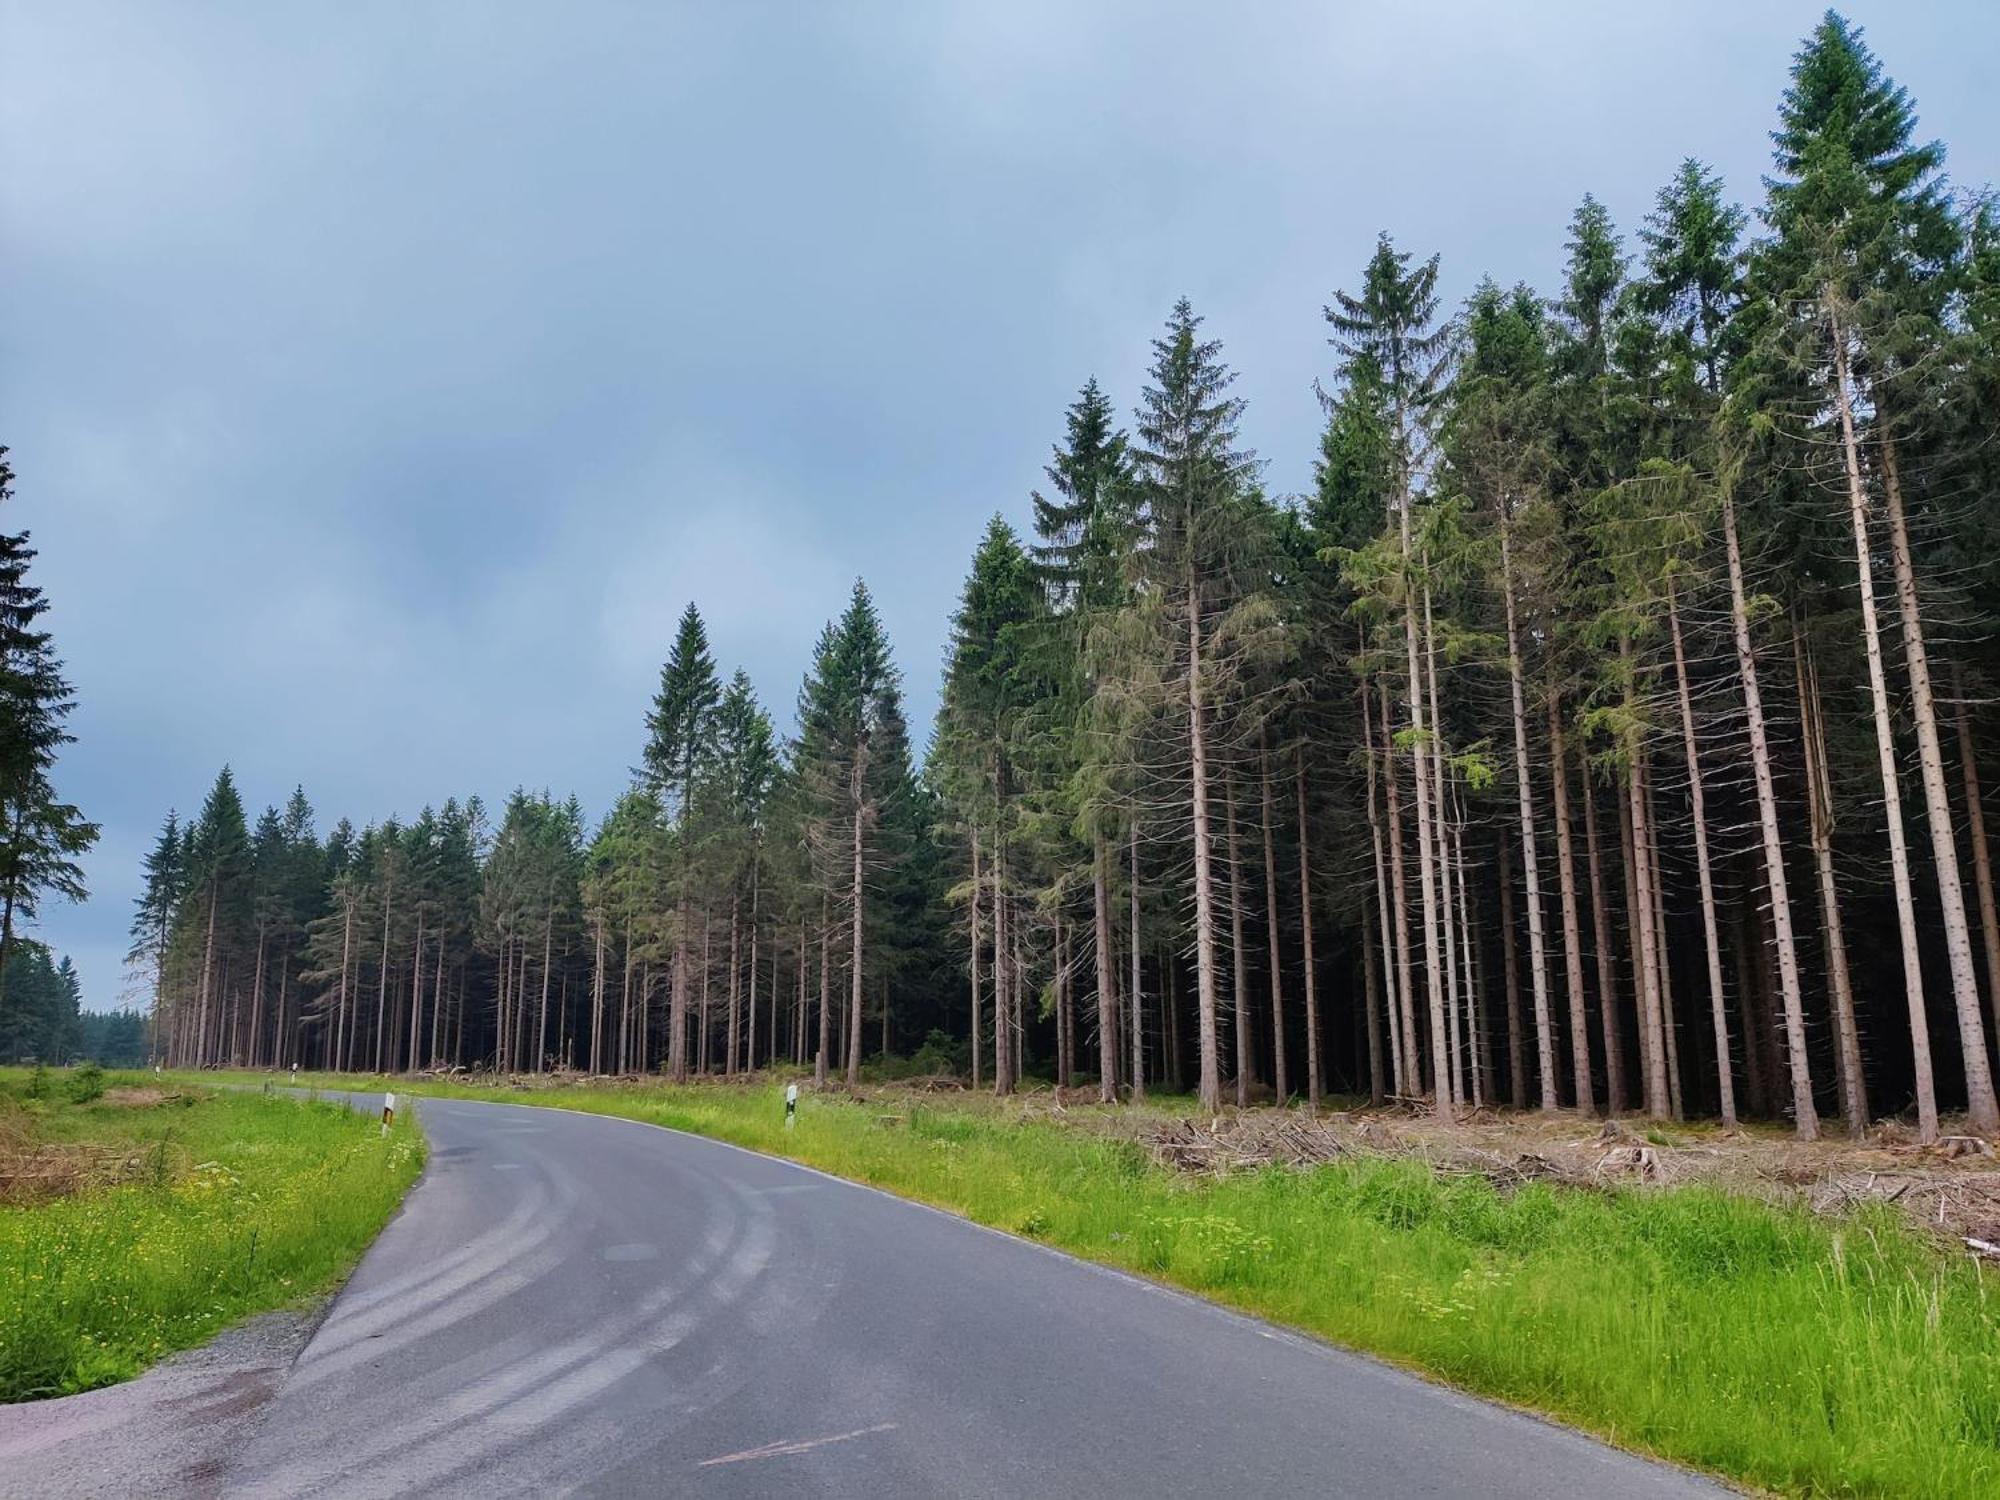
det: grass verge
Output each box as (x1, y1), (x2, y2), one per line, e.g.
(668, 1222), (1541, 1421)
(1, 1068), (424, 1401)
(219, 1070), (1996, 1497)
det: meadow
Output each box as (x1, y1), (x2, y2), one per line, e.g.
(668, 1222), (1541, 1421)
(0, 1067), (423, 1402)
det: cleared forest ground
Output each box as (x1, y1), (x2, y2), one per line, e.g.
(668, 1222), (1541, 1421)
(209, 1065), (2000, 1498)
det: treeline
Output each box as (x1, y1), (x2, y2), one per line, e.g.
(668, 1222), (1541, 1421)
(0, 945), (84, 1063)
(5, 979), (150, 1069)
(138, 590), (951, 1082)
(140, 15), (2000, 1142)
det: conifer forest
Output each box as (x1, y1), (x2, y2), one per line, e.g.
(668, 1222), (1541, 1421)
(124, 16), (2000, 1145)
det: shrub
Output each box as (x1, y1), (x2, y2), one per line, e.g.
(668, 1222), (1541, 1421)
(64, 1062), (105, 1105)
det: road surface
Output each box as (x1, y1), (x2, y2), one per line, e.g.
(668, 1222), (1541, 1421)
(6, 1093), (1727, 1497)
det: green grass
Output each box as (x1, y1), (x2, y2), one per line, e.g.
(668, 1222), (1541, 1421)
(188, 1069), (1997, 1498)
(0, 1069), (424, 1402)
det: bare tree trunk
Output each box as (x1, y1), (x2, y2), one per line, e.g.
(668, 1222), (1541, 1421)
(1666, 581), (1736, 1125)
(1502, 531), (1558, 1109)
(492, 944), (509, 1075)
(1011, 916), (1025, 1089)
(669, 905), (690, 1083)
(536, 910), (553, 1075)
(1129, 822), (1145, 1103)
(1406, 568), (1450, 1119)
(1452, 800), (1482, 1108)
(428, 940), (444, 1072)
(1226, 772), (1252, 1106)
(278, 953), (293, 1069)
(1055, 917), (1074, 1090)
(374, 882), (393, 1075)
(747, 866), (760, 1072)
(1365, 682), (1404, 1097)
(1500, 840), (1524, 1107)
(725, 894), (740, 1076)
(334, 897), (354, 1077)
(1427, 586), (1463, 1111)
(1547, 698), (1592, 1109)
(1581, 760), (1623, 1115)
(1261, 733), (1290, 1103)
(1619, 642), (1667, 1120)
(1643, 762), (1683, 1120)
(1381, 690), (1417, 1097)
(619, 928), (634, 1075)
(793, 923), (806, 1066)
(1798, 626), (1868, 1134)
(1611, 777), (1643, 1086)
(1953, 669), (2000, 1046)
(993, 850), (1013, 1097)
(1722, 475), (1819, 1138)
(406, 915), (425, 1074)
(248, 927), (266, 1069)
(1295, 747), (1322, 1111)
(698, 908), (712, 1075)
(1730, 890), (1768, 1117)
(848, 752), (867, 1089)
(970, 827), (984, 1091)
(1188, 596), (1223, 1112)
(1879, 430), (2000, 1134)
(1094, 831), (1117, 1102)
(196, 881), (219, 1069)
(1363, 903), (1385, 1105)
(815, 900), (830, 1087)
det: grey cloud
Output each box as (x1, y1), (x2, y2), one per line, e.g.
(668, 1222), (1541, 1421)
(1, 0), (1991, 1006)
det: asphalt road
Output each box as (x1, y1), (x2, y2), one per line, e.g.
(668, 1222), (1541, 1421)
(10, 1093), (1730, 1498)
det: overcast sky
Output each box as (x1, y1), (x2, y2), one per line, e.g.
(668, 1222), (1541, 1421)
(2, 2), (1993, 1009)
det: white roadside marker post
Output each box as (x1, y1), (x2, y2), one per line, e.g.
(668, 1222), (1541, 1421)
(785, 1082), (799, 1129)
(382, 1091), (396, 1137)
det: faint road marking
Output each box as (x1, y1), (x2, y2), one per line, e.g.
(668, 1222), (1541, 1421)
(697, 1423), (898, 1467)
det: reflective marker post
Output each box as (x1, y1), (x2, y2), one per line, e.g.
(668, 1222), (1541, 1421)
(785, 1082), (799, 1129)
(382, 1091), (396, 1136)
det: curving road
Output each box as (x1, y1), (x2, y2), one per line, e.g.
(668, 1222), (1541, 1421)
(11, 1094), (1727, 1498)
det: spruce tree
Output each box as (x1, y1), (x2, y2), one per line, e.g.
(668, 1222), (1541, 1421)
(1329, 239), (1454, 1117)
(0, 449), (98, 1017)
(127, 809), (185, 1051)
(642, 602), (722, 1080)
(1125, 298), (1265, 1112)
(937, 516), (1043, 1094)
(1638, 159), (1746, 392)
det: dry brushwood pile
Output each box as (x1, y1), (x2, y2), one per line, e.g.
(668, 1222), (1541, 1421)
(1128, 1102), (2000, 1255)
(0, 1115), (161, 1205)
